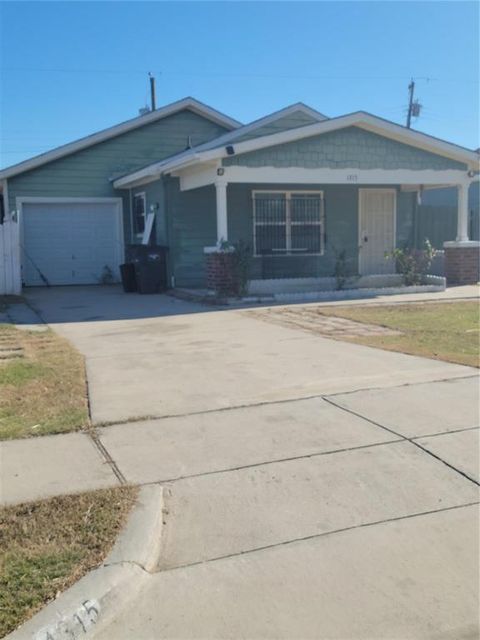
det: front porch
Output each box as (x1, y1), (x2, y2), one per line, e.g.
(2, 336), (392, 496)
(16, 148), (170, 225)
(187, 168), (476, 294)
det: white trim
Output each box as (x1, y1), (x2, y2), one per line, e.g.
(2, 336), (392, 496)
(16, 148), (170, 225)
(252, 189), (324, 257)
(455, 183), (469, 241)
(178, 164), (219, 191)
(114, 111), (479, 188)
(216, 166), (471, 187)
(358, 188), (397, 276)
(444, 240), (480, 248)
(16, 196), (124, 204)
(113, 103), (328, 189)
(16, 197), (125, 284)
(174, 166), (471, 191)
(215, 180), (228, 242)
(0, 98), (241, 181)
(132, 191), (147, 237)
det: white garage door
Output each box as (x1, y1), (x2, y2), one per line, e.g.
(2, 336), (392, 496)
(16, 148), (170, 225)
(22, 200), (123, 286)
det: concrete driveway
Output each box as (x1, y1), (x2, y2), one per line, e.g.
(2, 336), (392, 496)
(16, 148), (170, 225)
(27, 285), (475, 424)
(25, 286), (479, 639)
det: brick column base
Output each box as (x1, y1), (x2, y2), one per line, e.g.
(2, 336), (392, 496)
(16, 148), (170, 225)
(205, 251), (239, 296)
(444, 242), (480, 285)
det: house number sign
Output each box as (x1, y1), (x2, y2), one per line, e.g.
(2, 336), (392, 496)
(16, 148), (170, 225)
(35, 600), (100, 640)
(346, 174), (358, 182)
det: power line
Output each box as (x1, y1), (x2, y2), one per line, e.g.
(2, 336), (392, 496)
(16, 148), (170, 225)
(2, 67), (477, 83)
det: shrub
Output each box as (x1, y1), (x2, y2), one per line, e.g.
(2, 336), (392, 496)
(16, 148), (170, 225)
(386, 239), (436, 286)
(333, 248), (349, 290)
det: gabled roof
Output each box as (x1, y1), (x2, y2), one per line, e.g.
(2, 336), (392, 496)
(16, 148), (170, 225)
(114, 111), (479, 188)
(0, 97), (242, 181)
(111, 102), (327, 186)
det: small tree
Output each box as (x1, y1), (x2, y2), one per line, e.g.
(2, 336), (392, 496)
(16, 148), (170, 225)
(386, 239), (436, 286)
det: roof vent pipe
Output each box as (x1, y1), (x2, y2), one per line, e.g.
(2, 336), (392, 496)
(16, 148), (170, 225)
(149, 73), (156, 111)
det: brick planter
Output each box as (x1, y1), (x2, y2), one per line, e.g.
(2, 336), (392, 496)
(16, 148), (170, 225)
(444, 242), (480, 285)
(205, 251), (239, 296)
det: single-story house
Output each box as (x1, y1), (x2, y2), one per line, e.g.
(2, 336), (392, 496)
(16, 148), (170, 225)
(0, 97), (478, 294)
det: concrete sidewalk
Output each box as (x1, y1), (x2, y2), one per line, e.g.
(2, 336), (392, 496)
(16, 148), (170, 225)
(97, 503), (479, 640)
(1, 376), (478, 505)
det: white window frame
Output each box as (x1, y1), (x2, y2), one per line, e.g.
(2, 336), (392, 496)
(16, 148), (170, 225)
(252, 189), (325, 258)
(132, 191), (147, 237)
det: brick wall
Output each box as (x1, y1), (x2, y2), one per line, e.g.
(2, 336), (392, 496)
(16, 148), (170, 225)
(444, 245), (480, 285)
(206, 252), (238, 295)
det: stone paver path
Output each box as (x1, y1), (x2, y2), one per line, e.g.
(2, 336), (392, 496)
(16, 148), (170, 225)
(252, 306), (401, 337)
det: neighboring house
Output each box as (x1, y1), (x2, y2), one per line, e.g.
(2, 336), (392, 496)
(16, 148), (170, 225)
(0, 97), (478, 291)
(415, 182), (479, 248)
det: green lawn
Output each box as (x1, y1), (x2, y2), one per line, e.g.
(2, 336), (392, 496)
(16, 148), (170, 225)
(318, 300), (479, 367)
(0, 324), (89, 440)
(0, 487), (137, 637)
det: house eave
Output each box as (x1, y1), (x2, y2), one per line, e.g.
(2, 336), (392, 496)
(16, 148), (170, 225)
(112, 102), (331, 189)
(113, 111), (479, 190)
(0, 97), (241, 181)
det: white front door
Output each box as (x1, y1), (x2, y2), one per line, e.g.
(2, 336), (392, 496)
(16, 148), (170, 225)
(358, 189), (396, 275)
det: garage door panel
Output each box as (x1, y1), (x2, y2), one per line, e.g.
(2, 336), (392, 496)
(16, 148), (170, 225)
(22, 201), (123, 286)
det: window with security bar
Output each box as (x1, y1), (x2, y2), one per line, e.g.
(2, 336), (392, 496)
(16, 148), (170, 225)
(253, 191), (325, 256)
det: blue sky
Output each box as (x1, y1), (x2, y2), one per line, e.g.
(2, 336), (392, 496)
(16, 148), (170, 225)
(0, 1), (478, 169)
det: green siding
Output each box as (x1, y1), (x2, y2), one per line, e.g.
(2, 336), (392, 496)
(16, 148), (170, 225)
(7, 109), (229, 243)
(227, 183), (358, 279)
(396, 191), (416, 247)
(165, 178), (216, 288)
(223, 126), (467, 171)
(232, 111), (322, 143)
(227, 184), (417, 281)
(164, 181), (417, 287)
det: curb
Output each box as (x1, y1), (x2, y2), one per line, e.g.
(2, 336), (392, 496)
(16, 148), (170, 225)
(7, 484), (164, 640)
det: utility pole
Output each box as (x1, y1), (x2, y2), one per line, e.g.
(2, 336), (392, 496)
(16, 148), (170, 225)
(406, 79), (422, 128)
(406, 79), (415, 128)
(149, 73), (156, 111)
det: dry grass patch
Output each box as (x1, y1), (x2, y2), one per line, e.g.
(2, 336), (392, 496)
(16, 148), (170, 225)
(0, 486), (138, 637)
(0, 325), (89, 440)
(309, 301), (479, 367)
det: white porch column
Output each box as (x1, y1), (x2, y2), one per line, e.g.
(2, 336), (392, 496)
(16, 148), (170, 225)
(456, 182), (469, 241)
(215, 179), (228, 242)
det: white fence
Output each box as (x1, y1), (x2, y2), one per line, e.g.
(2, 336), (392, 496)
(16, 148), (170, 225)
(0, 219), (21, 295)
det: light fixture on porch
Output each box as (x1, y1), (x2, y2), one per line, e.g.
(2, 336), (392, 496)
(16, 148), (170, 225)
(217, 168), (225, 176)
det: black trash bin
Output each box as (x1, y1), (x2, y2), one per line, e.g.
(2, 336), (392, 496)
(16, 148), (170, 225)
(127, 245), (168, 294)
(134, 262), (165, 294)
(120, 263), (137, 292)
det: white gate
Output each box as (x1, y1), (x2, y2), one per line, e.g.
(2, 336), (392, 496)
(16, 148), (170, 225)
(0, 219), (21, 295)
